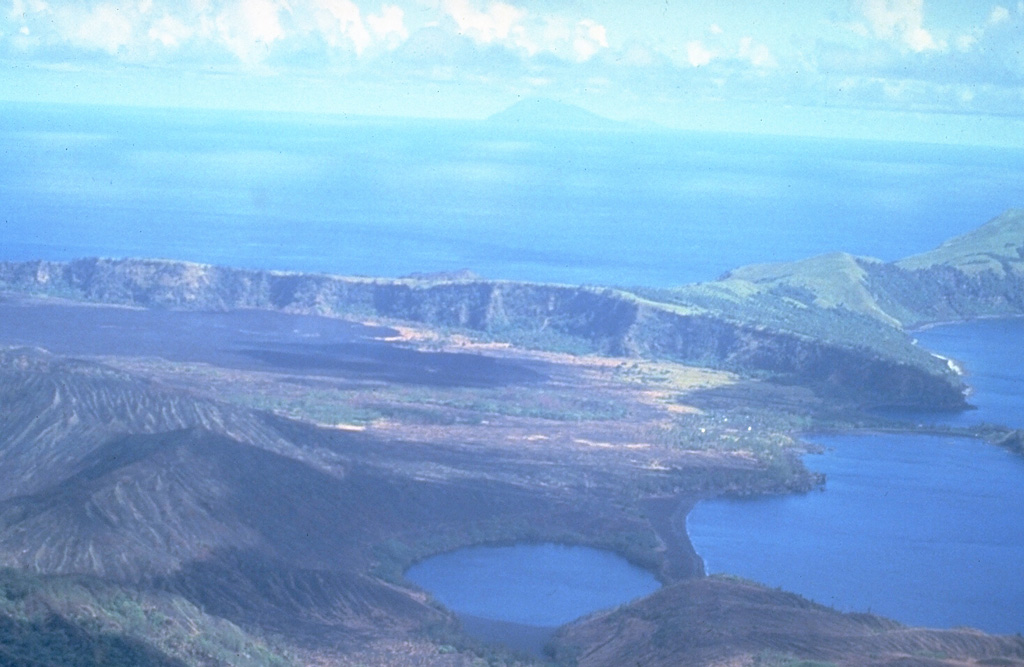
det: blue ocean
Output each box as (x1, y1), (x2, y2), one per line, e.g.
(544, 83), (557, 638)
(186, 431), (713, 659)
(2, 102), (1023, 287)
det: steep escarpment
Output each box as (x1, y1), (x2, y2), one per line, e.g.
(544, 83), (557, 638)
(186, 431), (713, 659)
(8, 209), (1021, 410)
(0, 256), (964, 408)
(625, 305), (962, 408)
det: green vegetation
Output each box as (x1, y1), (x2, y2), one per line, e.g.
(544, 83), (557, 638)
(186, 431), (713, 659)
(754, 652), (837, 667)
(419, 620), (542, 667)
(0, 569), (292, 667)
(232, 389), (381, 426)
(377, 385), (630, 423)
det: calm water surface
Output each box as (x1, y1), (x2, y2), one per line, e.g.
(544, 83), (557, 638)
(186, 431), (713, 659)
(404, 543), (660, 627)
(913, 319), (1024, 429)
(4, 102), (1023, 287)
(688, 319), (1024, 634)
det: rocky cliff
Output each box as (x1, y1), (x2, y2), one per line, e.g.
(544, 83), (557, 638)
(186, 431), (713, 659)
(9, 210), (1023, 410)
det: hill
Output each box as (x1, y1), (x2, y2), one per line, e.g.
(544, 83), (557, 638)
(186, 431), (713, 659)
(897, 208), (1024, 276)
(487, 98), (621, 131)
(550, 577), (1024, 667)
(714, 209), (1024, 329)
(0, 568), (291, 667)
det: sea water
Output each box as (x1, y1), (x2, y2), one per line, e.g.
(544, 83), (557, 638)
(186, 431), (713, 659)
(3, 101), (1023, 288)
(688, 318), (1024, 635)
(913, 319), (1024, 429)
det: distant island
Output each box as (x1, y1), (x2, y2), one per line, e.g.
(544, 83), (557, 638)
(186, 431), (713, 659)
(0, 210), (1022, 666)
(487, 98), (624, 130)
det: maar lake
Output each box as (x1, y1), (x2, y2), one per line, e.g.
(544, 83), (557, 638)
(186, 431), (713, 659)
(405, 543), (661, 655)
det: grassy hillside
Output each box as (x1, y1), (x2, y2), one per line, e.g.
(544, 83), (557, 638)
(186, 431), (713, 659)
(705, 210), (1024, 331)
(897, 209), (1024, 276)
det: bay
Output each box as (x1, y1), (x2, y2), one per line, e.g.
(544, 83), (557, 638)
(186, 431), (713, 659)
(688, 319), (1024, 634)
(912, 319), (1024, 429)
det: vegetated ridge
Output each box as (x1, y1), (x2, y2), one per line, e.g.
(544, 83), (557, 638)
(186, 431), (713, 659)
(550, 576), (1024, 667)
(4, 210), (1023, 409)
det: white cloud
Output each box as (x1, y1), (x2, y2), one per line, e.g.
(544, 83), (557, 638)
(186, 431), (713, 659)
(438, 0), (607, 62)
(147, 14), (192, 47)
(954, 32), (977, 52)
(367, 4), (407, 46)
(311, 0), (371, 53)
(856, 0), (940, 52)
(686, 40), (713, 67)
(214, 0), (287, 62)
(989, 5), (1010, 24)
(9, 0), (50, 22)
(572, 18), (606, 62)
(55, 3), (137, 55)
(2, 0), (412, 63)
(738, 36), (776, 68)
(1, 0), (606, 67)
(443, 0), (524, 45)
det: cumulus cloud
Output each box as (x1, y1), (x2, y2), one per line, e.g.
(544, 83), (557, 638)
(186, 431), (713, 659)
(62, 3), (138, 54)
(439, 0), (608, 62)
(1, 0), (607, 65)
(572, 19), (606, 62)
(989, 5), (1010, 24)
(685, 40), (713, 67)
(309, 0), (371, 54)
(367, 5), (407, 47)
(856, 0), (940, 52)
(443, 0), (524, 45)
(1, 0), (415, 64)
(147, 14), (193, 48)
(738, 36), (776, 68)
(215, 0), (287, 63)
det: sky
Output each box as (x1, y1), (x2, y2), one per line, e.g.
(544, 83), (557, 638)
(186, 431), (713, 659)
(2, 0), (1023, 144)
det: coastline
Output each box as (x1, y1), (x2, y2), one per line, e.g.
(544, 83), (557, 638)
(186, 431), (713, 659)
(641, 496), (705, 582)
